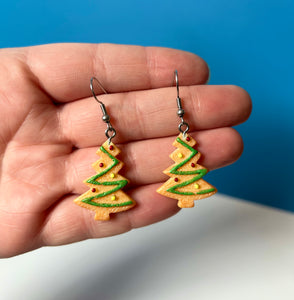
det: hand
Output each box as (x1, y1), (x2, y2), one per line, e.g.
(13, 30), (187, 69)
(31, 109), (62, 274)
(0, 43), (251, 257)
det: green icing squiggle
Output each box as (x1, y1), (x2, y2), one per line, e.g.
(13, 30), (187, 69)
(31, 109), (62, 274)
(82, 145), (130, 207)
(197, 188), (215, 195)
(170, 138), (199, 175)
(167, 137), (214, 196)
(167, 169), (207, 195)
(82, 200), (133, 208)
(86, 146), (118, 184)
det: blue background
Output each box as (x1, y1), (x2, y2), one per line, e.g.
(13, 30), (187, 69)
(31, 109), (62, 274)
(1, 0), (293, 212)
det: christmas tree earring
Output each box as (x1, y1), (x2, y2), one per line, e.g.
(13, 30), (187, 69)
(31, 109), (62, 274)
(156, 70), (217, 208)
(74, 77), (136, 221)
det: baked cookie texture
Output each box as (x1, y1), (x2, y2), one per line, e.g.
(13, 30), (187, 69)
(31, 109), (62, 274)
(74, 141), (135, 221)
(157, 133), (217, 208)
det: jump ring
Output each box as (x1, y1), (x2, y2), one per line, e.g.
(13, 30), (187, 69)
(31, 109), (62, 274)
(105, 127), (116, 144)
(178, 122), (189, 136)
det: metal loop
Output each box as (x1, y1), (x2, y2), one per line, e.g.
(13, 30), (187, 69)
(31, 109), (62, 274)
(105, 127), (116, 144)
(178, 122), (189, 136)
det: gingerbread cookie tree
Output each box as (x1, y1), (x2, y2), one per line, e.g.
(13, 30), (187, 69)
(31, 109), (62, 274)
(157, 133), (217, 208)
(74, 141), (135, 220)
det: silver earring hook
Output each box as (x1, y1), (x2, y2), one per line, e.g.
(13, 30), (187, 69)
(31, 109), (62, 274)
(173, 70), (189, 137)
(90, 77), (108, 102)
(174, 70), (180, 99)
(90, 77), (116, 144)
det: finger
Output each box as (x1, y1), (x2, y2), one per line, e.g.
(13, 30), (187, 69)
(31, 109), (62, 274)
(65, 128), (242, 194)
(39, 183), (180, 246)
(21, 43), (209, 102)
(59, 85), (251, 148)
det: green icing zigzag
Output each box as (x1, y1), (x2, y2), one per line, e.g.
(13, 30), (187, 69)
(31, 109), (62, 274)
(82, 146), (131, 207)
(167, 137), (215, 196)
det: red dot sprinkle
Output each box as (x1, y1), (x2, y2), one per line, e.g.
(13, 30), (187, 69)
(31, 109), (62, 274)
(186, 136), (191, 141)
(99, 162), (104, 167)
(174, 177), (179, 182)
(109, 145), (114, 150)
(191, 163), (195, 167)
(91, 188), (96, 192)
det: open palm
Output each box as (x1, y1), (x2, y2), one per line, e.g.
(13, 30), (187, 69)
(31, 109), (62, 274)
(0, 44), (251, 257)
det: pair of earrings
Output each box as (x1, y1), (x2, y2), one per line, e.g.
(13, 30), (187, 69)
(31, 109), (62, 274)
(74, 71), (217, 221)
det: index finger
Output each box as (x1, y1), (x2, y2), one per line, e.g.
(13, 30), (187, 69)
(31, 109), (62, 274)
(20, 43), (209, 102)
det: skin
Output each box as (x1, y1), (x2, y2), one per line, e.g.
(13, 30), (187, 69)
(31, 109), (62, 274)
(0, 43), (252, 258)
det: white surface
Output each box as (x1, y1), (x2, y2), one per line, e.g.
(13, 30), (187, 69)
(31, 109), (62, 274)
(0, 194), (293, 300)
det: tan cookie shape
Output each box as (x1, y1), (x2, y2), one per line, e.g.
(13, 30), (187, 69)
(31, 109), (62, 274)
(74, 141), (136, 220)
(157, 133), (217, 208)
